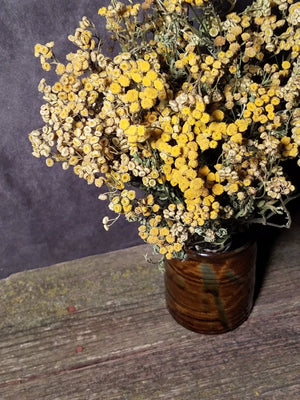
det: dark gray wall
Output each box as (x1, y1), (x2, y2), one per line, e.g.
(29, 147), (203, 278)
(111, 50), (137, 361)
(0, 0), (144, 279)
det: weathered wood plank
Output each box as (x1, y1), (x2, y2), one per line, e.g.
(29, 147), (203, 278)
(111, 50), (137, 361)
(0, 309), (299, 400)
(0, 223), (299, 400)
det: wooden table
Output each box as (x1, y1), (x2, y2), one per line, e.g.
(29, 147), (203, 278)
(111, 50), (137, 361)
(0, 224), (299, 399)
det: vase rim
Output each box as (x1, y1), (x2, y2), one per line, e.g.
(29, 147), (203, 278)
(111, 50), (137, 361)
(187, 238), (256, 260)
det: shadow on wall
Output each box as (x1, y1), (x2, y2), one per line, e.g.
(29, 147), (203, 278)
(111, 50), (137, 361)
(254, 201), (300, 303)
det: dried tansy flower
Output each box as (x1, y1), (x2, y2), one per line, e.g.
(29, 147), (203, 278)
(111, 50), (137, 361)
(30, 0), (300, 261)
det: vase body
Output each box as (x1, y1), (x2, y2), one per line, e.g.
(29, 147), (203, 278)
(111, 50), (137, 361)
(164, 240), (257, 334)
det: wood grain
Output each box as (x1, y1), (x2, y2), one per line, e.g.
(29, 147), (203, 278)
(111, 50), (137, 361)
(0, 224), (299, 399)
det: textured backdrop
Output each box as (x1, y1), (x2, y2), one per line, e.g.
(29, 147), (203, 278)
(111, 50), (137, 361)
(0, 0), (145, 279)
(1, 0), (296, 279)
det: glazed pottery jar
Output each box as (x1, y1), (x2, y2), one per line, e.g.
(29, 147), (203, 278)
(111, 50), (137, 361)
(164, 239), (257, 334)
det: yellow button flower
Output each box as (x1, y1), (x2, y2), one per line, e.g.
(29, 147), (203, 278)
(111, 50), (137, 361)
(282, 61), (291, 70)
(212, 184), (224, 195)
(110, 82), (122, 94)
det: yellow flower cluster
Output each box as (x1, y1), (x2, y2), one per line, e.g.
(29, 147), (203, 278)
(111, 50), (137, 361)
(29, 0), (300, 260)
(108, 189), (136, 214)
(67, 17), (96, 51)
(184, 0), (209, 6)
(291, 110), (300, 157)
(106, 53), (169, 147)
(138, 202), (206, 259)
(34, 42), (54, 71)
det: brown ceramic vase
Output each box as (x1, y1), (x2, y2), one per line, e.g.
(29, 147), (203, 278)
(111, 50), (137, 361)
(164, 239), (257, 334)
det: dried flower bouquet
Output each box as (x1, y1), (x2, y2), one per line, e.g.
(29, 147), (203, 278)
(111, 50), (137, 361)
(29, 0), (300, 261)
